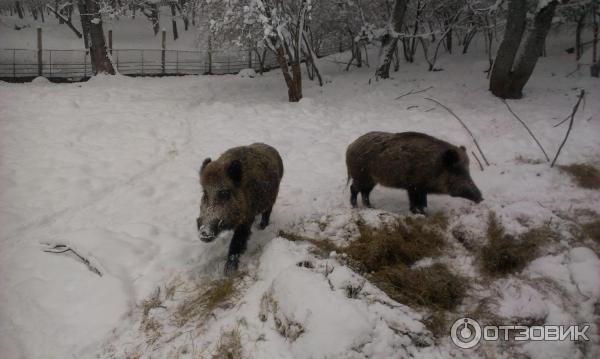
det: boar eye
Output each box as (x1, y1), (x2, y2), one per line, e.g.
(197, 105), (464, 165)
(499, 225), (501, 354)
(218, 189), (231, 200)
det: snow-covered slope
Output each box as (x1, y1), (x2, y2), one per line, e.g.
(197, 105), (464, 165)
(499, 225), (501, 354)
(1, 45), (599, 358)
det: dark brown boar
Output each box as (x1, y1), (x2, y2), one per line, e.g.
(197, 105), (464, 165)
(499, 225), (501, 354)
(197, 143), (284, 275)
(346, 131), (482, 214)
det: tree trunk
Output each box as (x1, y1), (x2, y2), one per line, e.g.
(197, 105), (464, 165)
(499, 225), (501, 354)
(593, 1), (598, 64)
(575, 11), (585, 61)
(507, 1), (559, 98)
(15, 1), (24, 19)
(445, 21), (453, 53)
(489, 0), (528, 98)
(376, 0), (408, 79)
(78, 0), (115, 75)
(150, 4), (160, 35)
(40, 6), (45, 22)
(275, 46), (302, 102)
(170, 3), (178, 40)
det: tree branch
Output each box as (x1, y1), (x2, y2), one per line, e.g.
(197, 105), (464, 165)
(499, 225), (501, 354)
(551, 89), (585, 167)
(425, 97), (490, 166)
(43, 244), (103, 276)
(502, 99), (550, 162)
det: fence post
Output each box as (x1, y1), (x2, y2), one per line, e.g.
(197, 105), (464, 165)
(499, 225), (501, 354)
(83, 51), (87, 78)
(108, 30), (113, 55)
(227, 55), (230, 74)
(141, 50), (144, 75)
(37, 27), (42, 76)
(176, 50), (179, 74)
(207, 36), (212, 74)
(161, 29), (166, 74)
(49, 50), (52, 77)
(13, 49), (16, 79)
(248, 49), (252, 68)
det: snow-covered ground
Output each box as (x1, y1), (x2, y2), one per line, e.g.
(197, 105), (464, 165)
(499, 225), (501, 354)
(1, 39), (600, 358)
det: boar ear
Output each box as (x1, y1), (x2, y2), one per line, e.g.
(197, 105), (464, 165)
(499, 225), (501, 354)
(459, 145), (466, 152)
(200, 158), (212, 175)
(442, 149), (460, 167)
(226, 160), (243, 185)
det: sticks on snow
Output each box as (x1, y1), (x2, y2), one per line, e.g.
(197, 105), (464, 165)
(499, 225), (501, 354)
(425, 97), (490, 167)
(395, 86), (433, 100)
(43, 244), (102, 277)
(551, 90), (585, 168)
(471, 151), (484, 172)
(502, 99), (550, 162)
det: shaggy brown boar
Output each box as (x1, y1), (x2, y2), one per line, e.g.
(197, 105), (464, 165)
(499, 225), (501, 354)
(197, 143), (284, 275)
(346, 131), (482, 214)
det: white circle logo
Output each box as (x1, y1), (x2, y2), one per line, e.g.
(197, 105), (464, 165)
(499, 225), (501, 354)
(450, 317), (482, 349)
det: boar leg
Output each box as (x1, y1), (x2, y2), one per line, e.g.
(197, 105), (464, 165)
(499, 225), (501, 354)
(361, 185), (374, 208)
(408, 188), (426, 214)
(225, 222), (252, 275)
(259, 207), (272, 229)
(418, 191), (428, 214)
(350, 179), (374, 208)
(350, 181), (360, 207)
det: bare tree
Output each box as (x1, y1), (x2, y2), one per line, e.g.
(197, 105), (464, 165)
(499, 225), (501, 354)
(376, 0), (408, 79)
(490, 0), (561, 99)
(77, 0), (115, 74)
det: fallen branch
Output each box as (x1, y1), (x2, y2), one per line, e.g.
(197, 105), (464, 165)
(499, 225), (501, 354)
(502, 99), (550, 162)
(424, 97), (490, 166)
(553, 114), (571, 127)
(46, 5), (82, 38)
(395, 86), (434, 100)
(471, 151), (484, 171)
(43, 244), (102, 276)
(551, 90), (585, 167)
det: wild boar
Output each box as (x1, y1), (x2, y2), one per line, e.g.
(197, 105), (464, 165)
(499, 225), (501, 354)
(346, 131), (482, 214)
(197, 143), (284, 275)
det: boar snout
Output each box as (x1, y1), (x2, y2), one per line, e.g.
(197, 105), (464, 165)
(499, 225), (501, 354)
(197, 217), (218, 242)
(198, 223), (216, 242)
(450, 180), (483, 204)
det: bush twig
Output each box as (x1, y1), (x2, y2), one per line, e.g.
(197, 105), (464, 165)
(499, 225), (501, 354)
(502, 99), (550, 162)
(43, 244), (103, 276)
(471, 151), (484, 171)
(551, 90), (585, 167)
(425, 97), (490, 166)
(395, 86), (434, 100)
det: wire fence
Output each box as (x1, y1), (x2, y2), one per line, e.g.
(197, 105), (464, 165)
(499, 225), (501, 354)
(0, 42), (350, 81)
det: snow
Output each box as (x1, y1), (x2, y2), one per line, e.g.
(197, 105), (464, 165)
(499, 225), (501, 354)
(238, 68), (257, 78)
(1, 31), (600, 359)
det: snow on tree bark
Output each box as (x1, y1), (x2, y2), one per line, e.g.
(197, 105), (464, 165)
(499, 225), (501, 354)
(376, 0), (408, 79)
(77, 0), (115, 75)
(490, 0), (560, 99)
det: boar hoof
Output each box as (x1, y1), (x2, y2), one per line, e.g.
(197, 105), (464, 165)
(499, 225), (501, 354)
(224, 256), (239, 276)
(410, 207), (428, 215)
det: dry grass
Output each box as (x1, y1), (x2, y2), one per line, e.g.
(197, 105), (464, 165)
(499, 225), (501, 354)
(140, 289), (164, 344)
(424, 311), (448, 338)
(515, 155), (545, 165)
(281, 214), (465, 313)
(345, 216), (446, 272)
(141, 317), (162, 345)
(278, 230), (338, 257)
(480, 213), (546, 276)
(559, 163), (600, 189)
(373, 263), (467, 311)
(582, 220), (600, 242)
(173, 276), (241, 327)
(212, 327), (244, 359)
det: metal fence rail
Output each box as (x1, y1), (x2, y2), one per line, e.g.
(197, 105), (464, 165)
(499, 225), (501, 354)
(0, 42), (350, 81)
